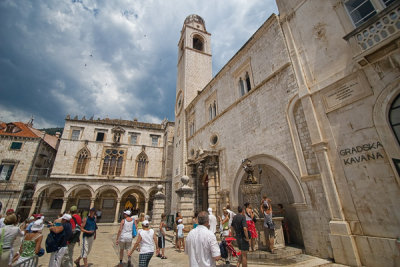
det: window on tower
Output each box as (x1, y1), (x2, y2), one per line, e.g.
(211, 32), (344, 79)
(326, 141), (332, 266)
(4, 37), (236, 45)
(193, 35), (204, 51)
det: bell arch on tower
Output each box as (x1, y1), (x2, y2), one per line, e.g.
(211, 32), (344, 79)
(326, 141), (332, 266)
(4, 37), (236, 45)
(192, 34), (204, 52)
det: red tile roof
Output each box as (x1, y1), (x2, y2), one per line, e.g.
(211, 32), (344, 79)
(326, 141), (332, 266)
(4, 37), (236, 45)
(0, 122), (39, 138)
(0, 122), (58, 149)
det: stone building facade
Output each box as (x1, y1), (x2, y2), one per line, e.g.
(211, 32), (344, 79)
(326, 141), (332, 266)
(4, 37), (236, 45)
(32, 117), (174, 223)
(0, 122), (58, 218)
(172, 1), (400, 266)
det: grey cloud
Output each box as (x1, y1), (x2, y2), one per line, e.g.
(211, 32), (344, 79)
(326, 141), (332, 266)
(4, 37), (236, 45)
(0, 0), (277, 128)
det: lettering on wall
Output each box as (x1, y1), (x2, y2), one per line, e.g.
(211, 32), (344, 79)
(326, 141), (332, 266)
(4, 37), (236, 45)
(339, 141), (384, 166)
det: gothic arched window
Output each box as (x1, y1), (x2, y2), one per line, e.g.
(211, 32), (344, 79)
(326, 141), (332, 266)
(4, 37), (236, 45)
(136, 152), (148, 177)
(389, 93), (400, 145)
(213, 101), (217, 118)
(101, 149), (125, 176)
(245, 72), (252, 92)
(239, 78), (245, 96)
(75, 148), (90, 174)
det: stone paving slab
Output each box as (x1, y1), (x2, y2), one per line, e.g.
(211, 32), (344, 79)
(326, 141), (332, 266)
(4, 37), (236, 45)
(32, 225), (345, 267)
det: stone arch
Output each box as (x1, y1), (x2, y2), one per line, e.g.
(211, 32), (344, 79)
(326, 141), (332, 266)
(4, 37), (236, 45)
(231, 154), (306, 207)
(373, 78), (400, 184)
(66, 184), (95, 198)
(121, 185), (148, 200)
(94, 185), (121, 199)
(33, 183), (67, 199)
(192, 33), (204, 51)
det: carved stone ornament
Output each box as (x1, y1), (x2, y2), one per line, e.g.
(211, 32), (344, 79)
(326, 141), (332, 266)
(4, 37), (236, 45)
(242, 158), (258, 184)
(154, 184), (166, 199)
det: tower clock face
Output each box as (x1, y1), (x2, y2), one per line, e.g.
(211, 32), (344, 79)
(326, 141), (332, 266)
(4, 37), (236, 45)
(175, 90), (184, 116)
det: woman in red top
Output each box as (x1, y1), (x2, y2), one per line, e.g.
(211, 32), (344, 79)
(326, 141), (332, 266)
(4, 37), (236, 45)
(244, 202), (258, 251)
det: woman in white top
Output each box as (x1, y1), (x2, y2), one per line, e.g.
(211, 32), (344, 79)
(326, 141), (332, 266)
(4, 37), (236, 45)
(116, 210), (134, 267)
(0, 214), (24, 267)
(128, 220), (158, 267)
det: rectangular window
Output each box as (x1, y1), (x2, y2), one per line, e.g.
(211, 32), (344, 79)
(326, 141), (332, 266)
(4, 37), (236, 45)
(96, 132), (105, 141)
(78, 199), (91, 209)
(151, 136), (159, 146)
(345, 0), (377, 27)
(102, 199), (115, 208)
(0, 164), (14, 181)
(50, 199), (63, 209)
(130, 134), (138, 145)
(10, 142), (22, 150)
(71, 130), (81, 140)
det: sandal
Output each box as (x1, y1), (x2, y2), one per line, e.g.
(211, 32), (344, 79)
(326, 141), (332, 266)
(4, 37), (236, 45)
(161, 256), (167, 259)
(157, 254), (162, 257)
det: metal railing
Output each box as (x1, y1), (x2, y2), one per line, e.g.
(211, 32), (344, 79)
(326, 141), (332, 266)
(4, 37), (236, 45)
(344, 2), (400, 53)
(12, 256), (38, 267)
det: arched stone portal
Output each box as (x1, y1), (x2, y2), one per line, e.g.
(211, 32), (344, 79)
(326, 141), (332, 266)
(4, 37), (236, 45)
(65, 185), (94, 218)
(33, 184), (67, 220)
(94, 185), (120, 223)
(232, 154), (306, 246)
(120, 186), (147, 220)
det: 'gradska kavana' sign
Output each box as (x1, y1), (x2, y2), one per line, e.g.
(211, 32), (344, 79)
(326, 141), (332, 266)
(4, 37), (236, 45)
(339, 141), (384, 165)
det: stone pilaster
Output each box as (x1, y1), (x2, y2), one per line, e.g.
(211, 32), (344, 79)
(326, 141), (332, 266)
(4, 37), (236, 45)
(152, 185), (166, 228)
(207, 161), (219, 217)
(176, 175), (194, 227)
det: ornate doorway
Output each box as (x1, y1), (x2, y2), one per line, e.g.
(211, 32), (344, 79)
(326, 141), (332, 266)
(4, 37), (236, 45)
(188, 150), (220, 216)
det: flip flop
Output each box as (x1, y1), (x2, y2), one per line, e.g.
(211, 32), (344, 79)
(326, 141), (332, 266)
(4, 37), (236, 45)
(161, 256), (167, 259)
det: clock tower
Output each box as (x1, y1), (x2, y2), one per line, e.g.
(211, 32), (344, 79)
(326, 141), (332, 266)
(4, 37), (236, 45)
(171, 14), (212, 212)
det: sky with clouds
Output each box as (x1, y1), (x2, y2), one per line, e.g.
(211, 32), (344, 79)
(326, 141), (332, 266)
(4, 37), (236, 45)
(0, 0), (278, 129)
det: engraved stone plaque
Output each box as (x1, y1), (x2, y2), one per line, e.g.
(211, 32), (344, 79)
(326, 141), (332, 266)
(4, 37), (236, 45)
(322, 71), (372, 113)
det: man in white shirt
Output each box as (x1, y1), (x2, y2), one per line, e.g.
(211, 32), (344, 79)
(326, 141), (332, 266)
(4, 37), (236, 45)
(226, 205), (236, 228)
(186, 211), (221, 267)
(207, 208), (217, 234)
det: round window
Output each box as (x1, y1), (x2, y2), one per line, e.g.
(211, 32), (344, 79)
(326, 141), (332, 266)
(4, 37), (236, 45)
(210, 134), (218, 146)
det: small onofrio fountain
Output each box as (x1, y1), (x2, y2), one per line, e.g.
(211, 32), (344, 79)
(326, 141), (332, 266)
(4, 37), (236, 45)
(239, 159), (285, 252)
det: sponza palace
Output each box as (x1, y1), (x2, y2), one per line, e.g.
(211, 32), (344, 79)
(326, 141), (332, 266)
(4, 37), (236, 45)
(1, 1), (400, 266)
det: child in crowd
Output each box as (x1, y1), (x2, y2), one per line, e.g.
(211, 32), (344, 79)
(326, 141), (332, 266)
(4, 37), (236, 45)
(176, 219), (185, 252)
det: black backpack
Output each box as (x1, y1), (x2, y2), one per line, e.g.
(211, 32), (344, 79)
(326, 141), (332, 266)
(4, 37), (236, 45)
(219, 240), (228, 259)
(45, 231), (61, 253)
(68, 216), (81, 243)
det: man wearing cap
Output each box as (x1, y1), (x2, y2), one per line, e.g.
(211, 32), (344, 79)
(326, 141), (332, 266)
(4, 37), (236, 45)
(75, 208), (97, 267)
(116, 210), (134, 267)
(49, 214), (72, 267)
(61, 206), (81, 267)
(186, 211), (221, 267)
(0, 209), (15, 228)
(208, 208), (217, 234)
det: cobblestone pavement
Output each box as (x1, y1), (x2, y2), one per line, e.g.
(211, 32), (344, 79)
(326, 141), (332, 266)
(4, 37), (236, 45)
(33, 224), (341, 267)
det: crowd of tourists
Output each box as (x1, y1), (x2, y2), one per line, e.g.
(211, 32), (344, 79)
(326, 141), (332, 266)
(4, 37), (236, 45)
(0, 195), (287, 267)
(0, 206), (98, 267)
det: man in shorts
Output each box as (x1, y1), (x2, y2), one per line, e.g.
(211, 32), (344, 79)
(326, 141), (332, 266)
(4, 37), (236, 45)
(116, 210), (134, 267)
(231, 206), (250, 267)
(75, 208), (97, 267)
